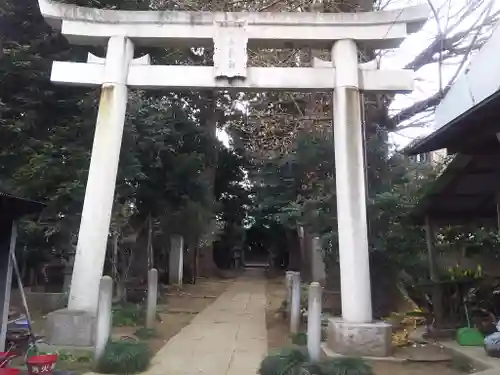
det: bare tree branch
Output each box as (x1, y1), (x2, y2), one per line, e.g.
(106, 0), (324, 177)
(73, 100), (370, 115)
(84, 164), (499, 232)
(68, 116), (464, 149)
(390, 0), (499, 131)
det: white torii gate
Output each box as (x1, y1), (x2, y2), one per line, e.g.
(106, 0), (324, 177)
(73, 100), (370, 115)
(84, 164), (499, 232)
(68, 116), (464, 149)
(38, 0), (428, 354)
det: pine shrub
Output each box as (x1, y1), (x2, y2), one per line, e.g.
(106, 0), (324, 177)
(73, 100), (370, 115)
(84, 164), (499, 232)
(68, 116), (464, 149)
(258, 345), (373, 375)
(96, 340), (151, 374)
(319, 357), (374, 375)
(258, 345), (310, 375)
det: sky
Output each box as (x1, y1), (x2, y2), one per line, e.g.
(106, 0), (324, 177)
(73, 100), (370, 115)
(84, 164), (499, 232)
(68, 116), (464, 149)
(384, 0), (499, 148)
(217, 0), (500, 150)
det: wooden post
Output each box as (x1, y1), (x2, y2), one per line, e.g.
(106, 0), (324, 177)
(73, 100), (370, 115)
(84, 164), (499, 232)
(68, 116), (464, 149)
(425, 216), (443, 328)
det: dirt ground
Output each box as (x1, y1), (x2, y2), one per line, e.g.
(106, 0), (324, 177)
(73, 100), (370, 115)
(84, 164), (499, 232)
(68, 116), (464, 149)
(112, 277), (233, 354)
(8, 277), (232, 373)
(265, 275), (291, 351)
(263, 275), (471, 375)
(369, 361), (472, 375)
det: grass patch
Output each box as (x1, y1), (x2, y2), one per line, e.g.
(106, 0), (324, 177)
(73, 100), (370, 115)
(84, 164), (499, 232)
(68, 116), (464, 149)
(96, 340), (151, 374)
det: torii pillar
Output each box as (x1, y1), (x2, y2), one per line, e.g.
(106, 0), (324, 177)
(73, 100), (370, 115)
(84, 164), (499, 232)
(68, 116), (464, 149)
(37, 0), (428, 353)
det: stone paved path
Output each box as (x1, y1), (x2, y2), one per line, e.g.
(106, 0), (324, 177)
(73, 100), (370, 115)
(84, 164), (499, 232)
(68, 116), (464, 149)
(144, 269), (268, 375)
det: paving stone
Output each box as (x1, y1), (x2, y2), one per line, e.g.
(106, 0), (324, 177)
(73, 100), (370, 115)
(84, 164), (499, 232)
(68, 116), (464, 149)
(141, 270), (268, 375)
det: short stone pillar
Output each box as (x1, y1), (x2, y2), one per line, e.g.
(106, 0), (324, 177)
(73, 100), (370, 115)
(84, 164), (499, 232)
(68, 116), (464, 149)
(94, 276), (113, 362)
(307, 282), (323, 361)
(311, 237), (326, 284)
(146, 268), (158, 329)
(169, 235), (183, 285)
(290, 272), (301, 334)
(285, 271), (294, 314)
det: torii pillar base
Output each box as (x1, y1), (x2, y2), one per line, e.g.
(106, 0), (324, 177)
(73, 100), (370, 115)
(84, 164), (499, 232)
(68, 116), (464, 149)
(325, 318), (392, 358)
(45, 309), (95, 347)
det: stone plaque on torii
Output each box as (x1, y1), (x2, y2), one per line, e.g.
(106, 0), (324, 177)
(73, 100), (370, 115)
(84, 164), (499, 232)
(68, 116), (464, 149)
(37, 0), (428, 355)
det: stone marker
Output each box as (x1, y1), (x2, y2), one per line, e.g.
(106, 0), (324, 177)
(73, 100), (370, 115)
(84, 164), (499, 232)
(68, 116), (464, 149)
(307, 282), (323, 361)
(285, 271), (293, 314)
(94, 276), (113, 362)
(146, 268), (158, 329)
(311, 237), (326, 283)
(290, 272), (301, 334)
(169, 235), (184, 285)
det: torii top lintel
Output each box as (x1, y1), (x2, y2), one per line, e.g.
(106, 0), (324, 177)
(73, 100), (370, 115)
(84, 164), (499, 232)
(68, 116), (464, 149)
(38, 0), (429, 49)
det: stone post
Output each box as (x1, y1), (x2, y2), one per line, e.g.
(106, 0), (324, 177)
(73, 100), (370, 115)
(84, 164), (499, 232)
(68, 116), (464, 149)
(332, 39), (372, 324)
(290, 272), (301, 334)
(285, 271), (293, 314)
(307, 282), (323, 362)
(94, 276), (113, 363)
(169, 235), (184, 285)
(62, 252), (75, 293)
(69, 35), (134, 313)
(146, 268), (158, 329)
(311, 237), (326, 284)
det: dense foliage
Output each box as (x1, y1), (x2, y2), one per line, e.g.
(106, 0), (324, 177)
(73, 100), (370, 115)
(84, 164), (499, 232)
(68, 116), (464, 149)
(0, 0), (251, 281)
(258, 346), (373, 375)
(96, 340), (151, 374)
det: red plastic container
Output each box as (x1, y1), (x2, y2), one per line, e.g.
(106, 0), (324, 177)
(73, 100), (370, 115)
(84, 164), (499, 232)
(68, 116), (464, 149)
(26, 355), (57, 375)
(0, 369), (21, 375)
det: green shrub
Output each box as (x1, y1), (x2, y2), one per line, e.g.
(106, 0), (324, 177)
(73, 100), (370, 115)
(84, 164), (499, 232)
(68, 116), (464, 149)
(258, 346), (310, 375)
(258, 345), (373, 375)
(96, 340), (151, 374)
(319, 358), (374, 375)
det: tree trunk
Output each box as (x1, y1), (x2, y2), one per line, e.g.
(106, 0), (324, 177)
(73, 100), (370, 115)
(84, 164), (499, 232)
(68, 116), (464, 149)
(112, 233), (119, 281)
(192, 246), (199, 284)
(146, 214), (154, 270)
(114, 280), (127, 303)
(301, 229), (314, 282)
(287, 229), (302, 271)
(198, 94), (220, 277)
